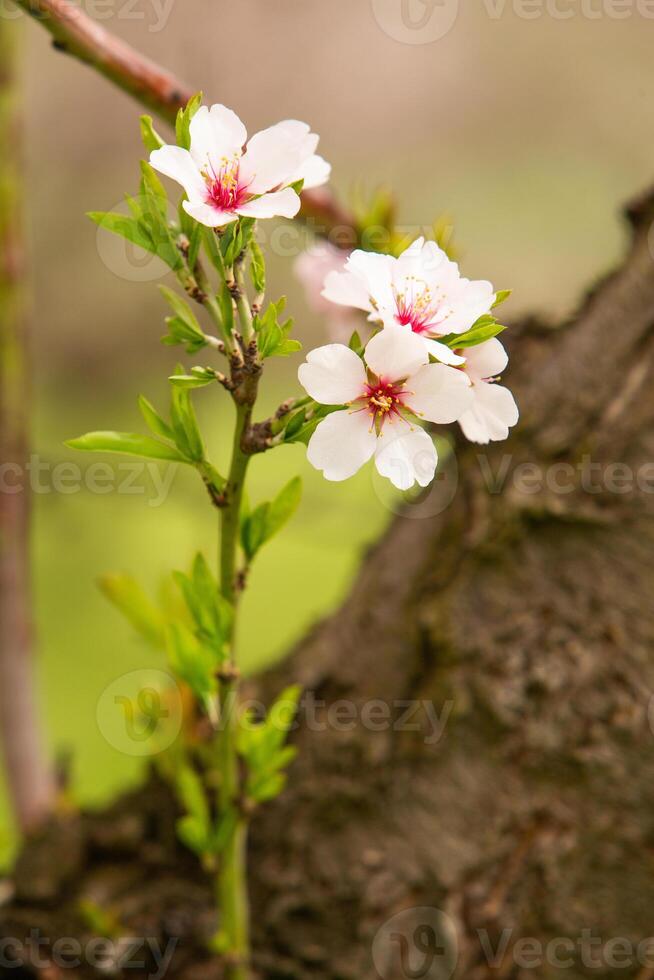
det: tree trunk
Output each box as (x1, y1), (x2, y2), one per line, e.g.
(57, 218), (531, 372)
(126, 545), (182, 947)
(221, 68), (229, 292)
(0, 19), (54, 834)
(2, 188), (654, 979)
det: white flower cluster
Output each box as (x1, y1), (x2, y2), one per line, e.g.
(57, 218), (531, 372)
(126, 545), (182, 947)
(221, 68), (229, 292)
(150, 103), (517, 493)
(297, 239), (519, 490)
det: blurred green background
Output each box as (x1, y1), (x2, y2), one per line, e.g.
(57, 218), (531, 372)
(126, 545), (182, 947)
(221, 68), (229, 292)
(2, 0), (654, 860)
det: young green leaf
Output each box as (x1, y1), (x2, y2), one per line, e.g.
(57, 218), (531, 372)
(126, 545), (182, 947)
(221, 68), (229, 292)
(99, 573), (165, 648)
(66, 431), (188, 462)
(240, 477), (302, 561)
(249, 239), (266, 295)
(166, 621), (216, 701)
(441, 317), (507, 349)
(138, 395), (175, 442)
(170, 371), (204, 462)
(140, 115), (164, 153)
(492, 289), (512, 309)
(88, 212), (156, 256)
(176, 92), (203, 151)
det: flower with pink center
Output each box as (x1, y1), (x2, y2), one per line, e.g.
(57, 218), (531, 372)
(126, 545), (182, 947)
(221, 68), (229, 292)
(458, 339), (519, 444)
(150, 104), (330, 228)
(294, 241), (361, 342)
(298, 326), (473, 490)
(322, 237), (495, 366)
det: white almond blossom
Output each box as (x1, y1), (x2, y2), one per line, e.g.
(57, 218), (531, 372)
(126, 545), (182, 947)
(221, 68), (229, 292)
(322, 237), (495, 366)
(150, 104), (330, 228)
(458, 339), (519, 444)
(298, 327), (472, 490)
(294, 241), (360, 342)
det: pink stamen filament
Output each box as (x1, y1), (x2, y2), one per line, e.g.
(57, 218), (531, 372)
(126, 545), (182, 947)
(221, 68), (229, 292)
(203, 157), (251, 212)
(351, 378), (410, 433)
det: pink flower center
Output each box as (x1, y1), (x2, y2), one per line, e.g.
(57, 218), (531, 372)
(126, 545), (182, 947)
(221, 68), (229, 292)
(354, 378), (409, 432)
(203, 157), (251, 212)
(394, 281), (448, 336)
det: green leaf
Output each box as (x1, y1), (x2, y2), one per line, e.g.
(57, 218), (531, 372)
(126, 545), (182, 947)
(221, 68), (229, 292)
(441, 316), (507, 350)
(492, 289), (512, 309)
(66, 431), (187, 462)
(241, 477), (302, 561)
(140, 115), (164, 153)
(98, 573), (165, 648)
(201, 226), (225, 275)
(254, 299), (300, 359)
(266, 476), (302, 542)
(218, 281), (234, 335)
(176, 765), (210, 828)
(348, 330), (363, 356)
(170, 370), (204, 462)
(169, 372), (215, 389)
(166, 621), (216, 701)
(138, 395), (175, 442)
(176, 92), (203, 150)
(88, 212), (156, 256)
(284, 405), (342, 446)
(249, 239), (266, 295)
(176, 815), (210, 856)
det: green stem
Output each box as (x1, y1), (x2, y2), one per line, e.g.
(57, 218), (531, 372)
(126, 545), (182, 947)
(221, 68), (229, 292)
(233, 261), (253, 344)
(218, 402), (252, 979)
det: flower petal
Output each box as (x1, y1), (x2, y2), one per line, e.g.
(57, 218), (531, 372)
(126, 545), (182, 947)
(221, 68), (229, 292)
(298, 344), (367, 404)
(458, 382), (519, 444)
(322, 269), (371, 312)
(463, 338), (508, 382)
(374, 424), (437, 491)
(436, 277), (496, 334)
(189, 104), (247, 171)
(408, 363), (473, 424)
(364, 325), (428, 381)
(295, 153), (331, 189)
(236, 187), (301, 219)
(423, 338), (466, 366)
(345, 250), (395, 313)
(150, 145), (206, 200)
(307, 410), (377, 482)
(240, 120), (310, 194)
(182, 200), (238, 228)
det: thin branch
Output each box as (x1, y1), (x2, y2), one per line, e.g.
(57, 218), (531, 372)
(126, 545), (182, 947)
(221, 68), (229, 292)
(13, 0), (358, 235)
(0, 17), (55, 832)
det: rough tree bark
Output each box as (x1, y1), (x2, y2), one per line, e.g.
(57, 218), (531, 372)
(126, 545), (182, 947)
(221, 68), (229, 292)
(0, 19), (54, 833)
(2, 189), (654, 980)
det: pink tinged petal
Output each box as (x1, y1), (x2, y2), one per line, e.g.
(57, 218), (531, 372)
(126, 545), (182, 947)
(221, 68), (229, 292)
(408, 363), (473, 424)
(240, 120), (310, 195)
(189, 104), (247, 171)
(423, 338), (466, 366)
(463, 338), (508, 382)
(298, 344), (367, 404)
(306, 410), (377, 482)
(395, 237), (447, 283)
(440, 278), (496, 333)
(345, 250), (395, 312)
(295, 153), (331, 189)
(322, 270), (372, 312)
(374, 424), (437, 491)
(182, 200), (238, 228)
(236, 187), (301, 220)
(458, 382), (519, 444)
(364, 325), (428, 382)
(149, 145), (206, 200)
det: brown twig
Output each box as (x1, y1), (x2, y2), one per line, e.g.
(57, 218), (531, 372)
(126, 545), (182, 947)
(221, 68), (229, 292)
(13, 0), (358, 235)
